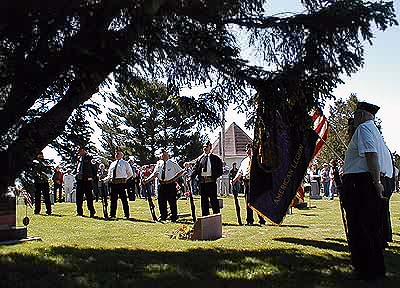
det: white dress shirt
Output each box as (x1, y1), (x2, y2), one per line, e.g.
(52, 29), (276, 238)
(236, 156), (251, 180)
(200, 153), (212, 177)
(151, 159), (183, 182)
(107, 159), (134, 180)
(344, 120), (393, 177)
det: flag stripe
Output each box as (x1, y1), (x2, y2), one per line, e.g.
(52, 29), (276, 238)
(21, 190), (33, 208)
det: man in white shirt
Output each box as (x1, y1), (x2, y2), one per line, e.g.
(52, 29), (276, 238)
(192, 141), (223, 216)
(232, 144), (266, 225)
(145, 149), (183, 222)
(107, 148), (133, 219)
(342, 101), (392, 282)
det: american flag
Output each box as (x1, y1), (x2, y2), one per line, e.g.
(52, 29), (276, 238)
(311, 107), (329, 159)
(295, 108), (329, 203)
(21, 190), (33, 208)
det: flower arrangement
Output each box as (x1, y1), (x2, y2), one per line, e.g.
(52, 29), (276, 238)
(169, 224), (193, 240)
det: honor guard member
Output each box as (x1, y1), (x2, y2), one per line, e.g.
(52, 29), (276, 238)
(144, 149), (184, 222)
(342, 101), (393, 282)
(75, 146), (97, 217)
(192, 140), (223, 216)
(107, 148), (133, 219)
(232, 144), (266, 225)
(32, 151), (52, 215)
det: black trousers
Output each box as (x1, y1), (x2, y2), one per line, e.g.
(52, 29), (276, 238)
(53, 182), (62, 202)
(342, 172), (385, 280)
(158, 182), (178, 221)
(243, 180), (265, 224)
(34, 182), (51, 214)
(381, 176), (393, 242)
(110, 183), (129, 218)
(76, 179), (96, 216)
(200, 182), (220, 216)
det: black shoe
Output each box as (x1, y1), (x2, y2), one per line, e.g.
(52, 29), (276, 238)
(76, 213), (83, 216)
(90, 212), (96, 218)
(34, 212), (40, 215)
(245, 222), (254, 226)
(46, 211), (52, 215)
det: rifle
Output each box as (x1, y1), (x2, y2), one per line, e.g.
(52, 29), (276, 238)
(332, 164), (348, 242)
(185, 178), (196, 222)
(182, 171), (196, 222)
(232, 181), (243, 225)
(100, 181), (108, 219)
(144, 182), (158, 221)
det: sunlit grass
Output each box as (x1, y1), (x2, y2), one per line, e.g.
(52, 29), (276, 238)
(1, 193), (400, 287)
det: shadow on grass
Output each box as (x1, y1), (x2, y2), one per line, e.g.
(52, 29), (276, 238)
(299, 213), (318, 217)
(222, 223), (242, 227)
(325, 237), (347, 244)
(275, 224), (309, 229)
(274, 237), (348, 252)
(2, 245), (400, 288)
(34, 213), (63, 217)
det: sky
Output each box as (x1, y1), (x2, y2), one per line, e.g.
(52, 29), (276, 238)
(45, 1), (400, 161)
(221, 0), (400, 154)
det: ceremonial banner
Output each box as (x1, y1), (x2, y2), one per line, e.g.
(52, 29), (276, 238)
(294, 108), (329, 204)
(249, 110), (318, 225)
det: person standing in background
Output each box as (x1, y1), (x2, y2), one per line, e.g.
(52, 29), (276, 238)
(192, 140), (223, 216)
(107, 148), (133, 219)
(52, 165), (64, 202)
(75, 146), (96, 218)
(33, 151), (52, 215)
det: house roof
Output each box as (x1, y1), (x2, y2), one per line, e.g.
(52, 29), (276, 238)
(212, 122), (252, 157)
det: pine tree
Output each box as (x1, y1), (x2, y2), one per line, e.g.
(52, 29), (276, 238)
(98, 79), (204, 165)
(50, 106), (97, 170)
(318, 94), (384, 164)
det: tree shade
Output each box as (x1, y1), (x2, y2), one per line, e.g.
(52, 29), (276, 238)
(0, 0), (397, 199)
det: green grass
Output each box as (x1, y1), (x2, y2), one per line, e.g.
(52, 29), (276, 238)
(2, 193), (400, 287)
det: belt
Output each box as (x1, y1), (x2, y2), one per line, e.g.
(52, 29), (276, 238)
(111, 178), (127, 184)
(159, 179), (176, 185)
(200, 176), (214, 184)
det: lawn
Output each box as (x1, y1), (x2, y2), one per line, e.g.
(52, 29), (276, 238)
(1, 193), (400, 288)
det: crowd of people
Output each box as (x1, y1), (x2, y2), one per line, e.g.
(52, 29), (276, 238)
(305, 159), (345, 200)
(30, 141), (252, 220)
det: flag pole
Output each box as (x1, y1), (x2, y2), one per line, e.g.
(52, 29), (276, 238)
(330, 125), (349, 151)
(316, 135), (344, 162)
(315, 134), (348, 241)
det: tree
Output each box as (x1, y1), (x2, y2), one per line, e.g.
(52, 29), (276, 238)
(97, 79), (205, 165)
(0, 0), (397, 200)
(50, 105), (98, 171)
(317, 93), (384, 165)
(318, 94), (358, 163)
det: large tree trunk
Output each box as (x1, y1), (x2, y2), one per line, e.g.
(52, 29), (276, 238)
(0, 64), (114, 198)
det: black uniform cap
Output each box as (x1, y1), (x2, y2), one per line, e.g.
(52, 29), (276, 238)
(356, 101), (380, 115)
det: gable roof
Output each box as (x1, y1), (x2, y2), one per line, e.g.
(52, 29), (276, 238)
(212, 122), (252, 157)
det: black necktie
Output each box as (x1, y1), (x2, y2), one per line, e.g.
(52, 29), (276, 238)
(203, 155), (208, 172)
(113, 160), (120, 180)
(161, 160), (166, 180)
